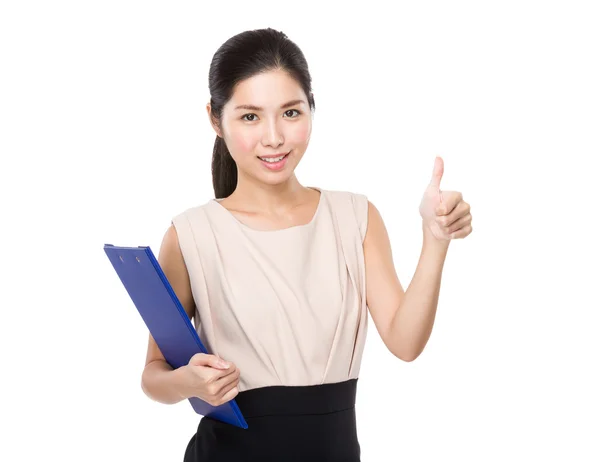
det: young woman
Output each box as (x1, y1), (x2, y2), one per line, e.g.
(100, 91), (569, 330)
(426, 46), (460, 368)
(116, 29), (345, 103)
(140, 28), (473, 461)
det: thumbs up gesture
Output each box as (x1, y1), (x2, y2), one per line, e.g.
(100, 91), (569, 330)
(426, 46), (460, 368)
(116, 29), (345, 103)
(419, 156), (473, 241)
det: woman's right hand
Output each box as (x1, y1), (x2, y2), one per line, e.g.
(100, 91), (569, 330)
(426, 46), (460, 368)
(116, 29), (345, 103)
(181, 353), (240, 406)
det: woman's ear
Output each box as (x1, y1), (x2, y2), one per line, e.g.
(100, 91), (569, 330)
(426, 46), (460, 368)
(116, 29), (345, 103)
(206, 103), (222, 138)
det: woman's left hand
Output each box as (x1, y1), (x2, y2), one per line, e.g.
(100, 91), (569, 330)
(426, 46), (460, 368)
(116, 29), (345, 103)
(419, 156), (473, 242)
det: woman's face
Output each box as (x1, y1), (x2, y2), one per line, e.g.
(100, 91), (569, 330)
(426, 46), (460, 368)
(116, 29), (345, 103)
(208, 69), (312, 185)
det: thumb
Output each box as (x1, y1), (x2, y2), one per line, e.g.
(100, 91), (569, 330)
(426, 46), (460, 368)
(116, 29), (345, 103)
(189, 353), (230, 369)
(429, 156), (444, 189)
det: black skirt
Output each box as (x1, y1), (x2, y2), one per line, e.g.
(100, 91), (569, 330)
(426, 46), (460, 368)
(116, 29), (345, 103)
(183, 378), (361, 461)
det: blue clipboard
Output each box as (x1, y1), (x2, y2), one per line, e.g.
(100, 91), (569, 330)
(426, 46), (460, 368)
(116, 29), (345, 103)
(104, 244), (248, 429)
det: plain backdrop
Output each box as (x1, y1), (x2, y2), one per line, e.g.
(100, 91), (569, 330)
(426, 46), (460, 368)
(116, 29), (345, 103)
(1, 1), (599, 460)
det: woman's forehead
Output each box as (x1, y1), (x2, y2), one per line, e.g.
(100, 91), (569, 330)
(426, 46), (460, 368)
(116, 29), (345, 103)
(227, 71), (306, 110)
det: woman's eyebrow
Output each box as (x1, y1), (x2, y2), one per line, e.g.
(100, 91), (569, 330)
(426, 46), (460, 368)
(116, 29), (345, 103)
(234, 99), (305, 111)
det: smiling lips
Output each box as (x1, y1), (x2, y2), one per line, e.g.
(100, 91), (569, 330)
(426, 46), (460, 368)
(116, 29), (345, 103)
(258, 152), (290, 170)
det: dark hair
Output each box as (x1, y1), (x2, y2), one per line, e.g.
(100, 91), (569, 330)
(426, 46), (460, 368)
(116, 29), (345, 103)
(208, 28), (316, 199)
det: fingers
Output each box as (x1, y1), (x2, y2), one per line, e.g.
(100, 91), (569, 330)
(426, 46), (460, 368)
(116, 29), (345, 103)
(450, 224), (473, 239)
(207, 363), (238, 384)
(215, 365), (240, 389)
(189, 353), (231, 370)
(187, 354), (241, 406)
(437, 191), (463, 216)
(436, 201), (470, 228)
(219, 372), (240, 395)
(429, 156), (444, 188)
(210, 367), (241, 406)
(446, 213), (472, 235)
(218, 382), (240, 405)
(188, 356), (238, 382)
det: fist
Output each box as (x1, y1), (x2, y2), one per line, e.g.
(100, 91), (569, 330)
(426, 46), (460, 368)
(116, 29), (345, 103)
(183, 353), (241, 407)
(419, 156), (473, 241)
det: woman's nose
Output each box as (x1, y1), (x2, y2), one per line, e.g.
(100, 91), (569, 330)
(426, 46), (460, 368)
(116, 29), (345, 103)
(262, 121), (284, 148)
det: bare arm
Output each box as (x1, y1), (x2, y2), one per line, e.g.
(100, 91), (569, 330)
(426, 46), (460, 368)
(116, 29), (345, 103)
(363, 201), (450, 361)
(140, 223), (197, 404)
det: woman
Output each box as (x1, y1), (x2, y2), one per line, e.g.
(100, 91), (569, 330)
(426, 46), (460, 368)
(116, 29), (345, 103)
(140, 28), (473, 461)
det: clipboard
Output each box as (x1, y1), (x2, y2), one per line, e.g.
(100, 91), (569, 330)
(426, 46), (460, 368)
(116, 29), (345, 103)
(104, 244), (248, 429)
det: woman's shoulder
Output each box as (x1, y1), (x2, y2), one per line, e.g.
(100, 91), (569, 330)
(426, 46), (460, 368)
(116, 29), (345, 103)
(322, 188), (368, 211)
(320, 188), (369, 240)
(170, 199), (214, 225)
(320, 187), (367, 201)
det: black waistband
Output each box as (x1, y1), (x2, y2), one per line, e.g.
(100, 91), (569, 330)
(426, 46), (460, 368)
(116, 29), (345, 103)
(233, 378), (358, 418)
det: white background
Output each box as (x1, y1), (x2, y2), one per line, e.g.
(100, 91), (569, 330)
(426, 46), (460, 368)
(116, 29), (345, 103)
(2, 1), (599, 460)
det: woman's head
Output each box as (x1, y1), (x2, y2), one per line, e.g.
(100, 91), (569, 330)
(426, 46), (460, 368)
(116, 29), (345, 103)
(207, 28), (316, 199)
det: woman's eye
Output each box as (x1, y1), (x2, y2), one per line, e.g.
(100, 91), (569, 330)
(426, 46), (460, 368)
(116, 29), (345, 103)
(242, 109), (300, 122)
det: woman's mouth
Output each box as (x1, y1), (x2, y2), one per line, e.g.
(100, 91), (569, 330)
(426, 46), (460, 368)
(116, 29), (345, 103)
(257, 152), (290, 171)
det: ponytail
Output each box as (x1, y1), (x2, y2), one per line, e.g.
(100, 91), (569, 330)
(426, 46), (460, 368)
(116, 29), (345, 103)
(211, 135), (237, 199)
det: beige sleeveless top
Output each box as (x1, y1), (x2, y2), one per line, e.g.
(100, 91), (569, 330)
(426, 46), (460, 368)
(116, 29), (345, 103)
(171, 187), (369, 392)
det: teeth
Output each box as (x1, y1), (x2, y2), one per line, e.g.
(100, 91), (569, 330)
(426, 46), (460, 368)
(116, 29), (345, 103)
(260, 154), (286, 163)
